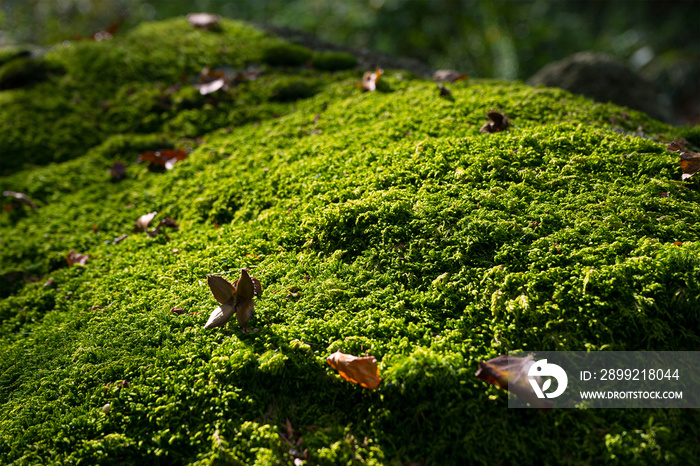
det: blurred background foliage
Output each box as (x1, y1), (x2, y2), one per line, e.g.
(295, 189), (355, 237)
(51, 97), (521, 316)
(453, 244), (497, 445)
(1, 0), (698, 122)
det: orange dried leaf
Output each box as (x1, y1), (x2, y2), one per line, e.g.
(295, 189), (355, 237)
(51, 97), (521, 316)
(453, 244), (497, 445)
(326, 351), (382, 390)
(679, 152), (700, 180)
(137, 149), (187, 170)
(667, 140), (700, 180)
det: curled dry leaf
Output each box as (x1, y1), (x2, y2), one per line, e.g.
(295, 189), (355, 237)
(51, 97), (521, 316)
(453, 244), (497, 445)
(479, 111), (509, 133)
(3, 191), (38, 210)
(433, 69), (468, 83)
(475, 354), (552, 408)
(110, 161), (127, 180)
(360, 68), (383, 92)
(204, 268), (262, 329)
(187, 12), (221, 30)
(134, 211), (157, 233)
(666, 140), (700, 180)
(326, 351), (382, 390)
(66, 249), (90, 266)
(137, 149), (188, 170)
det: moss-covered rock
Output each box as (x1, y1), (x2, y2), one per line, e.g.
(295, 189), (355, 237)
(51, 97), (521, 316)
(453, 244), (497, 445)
(262, 42), (313, 67)
(0, 56), (63, 90)
(312, 51), (358, 71)
(0, 17), (698, 466)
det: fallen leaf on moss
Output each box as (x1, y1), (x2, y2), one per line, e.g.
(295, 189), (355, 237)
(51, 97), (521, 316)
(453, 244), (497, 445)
(113, 234), (128, 244)
(438, 83), (452, 98)
(679, 152), (700, 180)
(286, 287), (301, 299)
(147, 217), (179, 238)
(433, 69), (468, 83)
(475, 354), (552, 408)
(134, 212), (157, 233)
(194, 67), (229, 95)
(479, 111), (509, 133)
(673, 241), (683, 246)
(66, 249), (90, 266)
(667, 140), (700, 180)
(197, 77), (225, 95)
(326, 351), (382, 390)
(110, 161), (127, 180)
(187, 12), (221, 30)
(204, 268), (262, 329)
(3, 191), (37, 210)
(359, 68), (383, 91)
(137, 149), (188, 170)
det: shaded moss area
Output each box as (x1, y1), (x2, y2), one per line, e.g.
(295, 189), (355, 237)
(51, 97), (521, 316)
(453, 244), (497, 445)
(1, 17), (699, 465)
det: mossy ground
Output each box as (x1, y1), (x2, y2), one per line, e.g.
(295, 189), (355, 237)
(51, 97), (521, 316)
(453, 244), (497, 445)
(1, 17), (699, 465)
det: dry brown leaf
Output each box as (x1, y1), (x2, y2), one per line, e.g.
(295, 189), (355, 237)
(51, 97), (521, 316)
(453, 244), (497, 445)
(438, 83), (452, 98)
(475, 354), (552, 408)
(433, 69), (468, 83)
(204, 268), (261, 329)
(479, 111), (509, 133)
(208, 275), (235, 304)
(134, 212), (157, 233)
(113, 234), (128, 244)
(66, 249), (90, 266)
(667, 140), (700, 180)
(326, 351), (382, 390)
(137, 149), (188, 170)
(679, 152), (700, 180)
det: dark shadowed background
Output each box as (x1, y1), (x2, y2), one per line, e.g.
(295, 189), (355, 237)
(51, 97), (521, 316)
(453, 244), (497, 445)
(1, 0), (698, 123)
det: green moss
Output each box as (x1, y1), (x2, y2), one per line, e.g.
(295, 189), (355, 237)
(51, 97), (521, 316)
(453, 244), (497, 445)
(1, 16), (699, 466)
(268, 76), (320, 102)
(312, 51), (358, 71)
(0, 46), (31, 67)
(262, 42), (313, 66)
(0, 56), (62, 90)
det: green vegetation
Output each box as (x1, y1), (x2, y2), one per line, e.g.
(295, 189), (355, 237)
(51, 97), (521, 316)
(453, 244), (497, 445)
(1, 17), (699, 465)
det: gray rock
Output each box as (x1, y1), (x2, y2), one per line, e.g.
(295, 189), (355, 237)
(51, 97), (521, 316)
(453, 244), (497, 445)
(527, 51), (673, 123)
